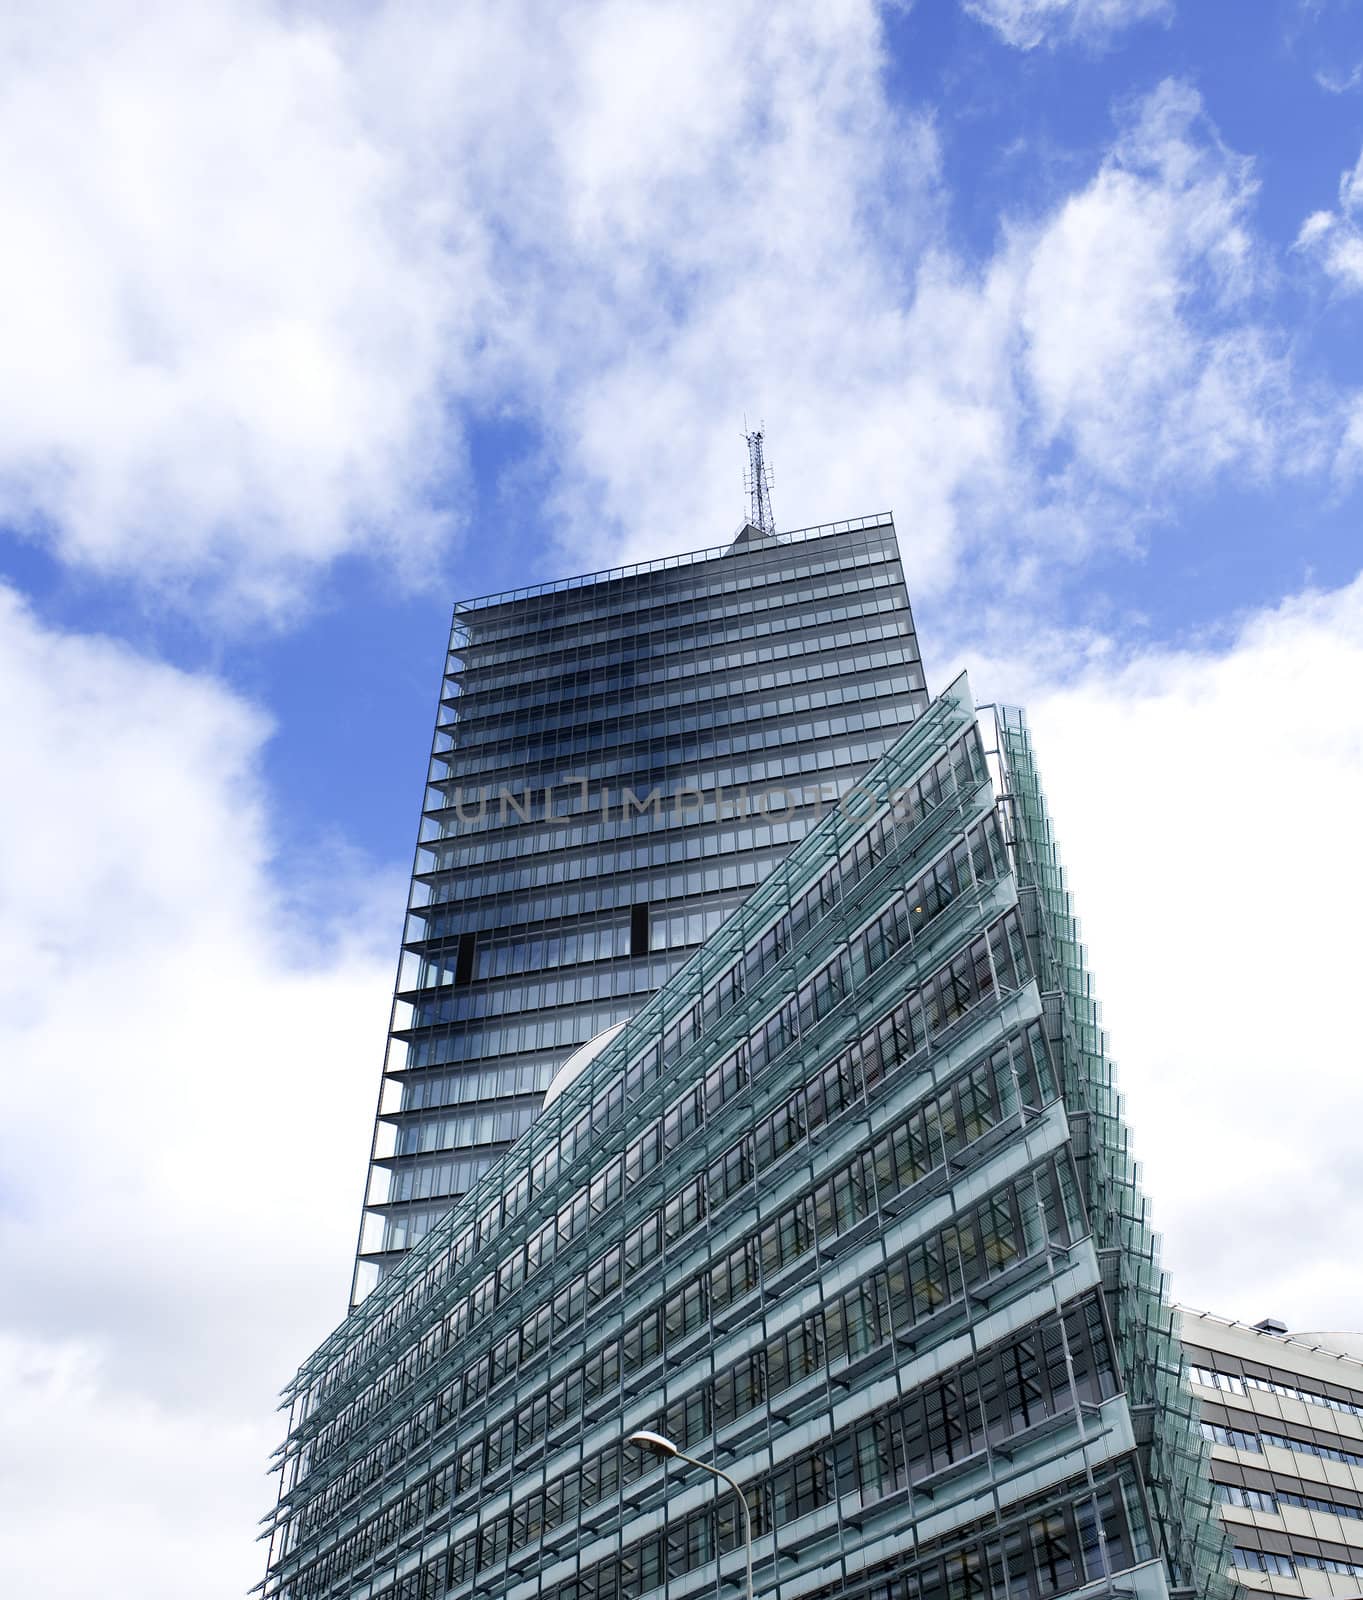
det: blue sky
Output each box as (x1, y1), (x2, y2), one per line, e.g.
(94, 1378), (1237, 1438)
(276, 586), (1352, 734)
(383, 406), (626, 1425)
(8, 0), (1362, 883)
(2, 3), (1363, 1596)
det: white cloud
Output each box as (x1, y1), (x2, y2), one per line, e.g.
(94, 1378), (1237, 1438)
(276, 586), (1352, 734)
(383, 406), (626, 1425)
(970, 571), (1363, 1328)
(1296, 147), (1363, 292)
(963, 0), (1172, 51)
(0, 588), (394, 1597)
(0, 1), (499, 620)
(0, 5), (1336, 623)
(1013, 80), (1310, 489)
(1315, 61), (1363, 94)
(543, 76), (1318, 601)
(0, 1), (937, 618)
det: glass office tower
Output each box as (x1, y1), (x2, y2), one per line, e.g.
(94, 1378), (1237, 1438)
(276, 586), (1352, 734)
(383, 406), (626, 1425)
(264, 673), (1231, 1600)
(355, 517), (929, 1301)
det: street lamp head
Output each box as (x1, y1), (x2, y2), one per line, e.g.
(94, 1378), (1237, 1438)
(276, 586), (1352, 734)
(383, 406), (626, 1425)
(626, 1433), (753, 1599)
(626, 1429), (679, 1458)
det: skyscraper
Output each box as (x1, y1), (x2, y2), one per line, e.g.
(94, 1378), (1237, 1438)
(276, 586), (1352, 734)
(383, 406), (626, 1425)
(263, 528), (1232, 1600)
(355, 514), (929, 1301)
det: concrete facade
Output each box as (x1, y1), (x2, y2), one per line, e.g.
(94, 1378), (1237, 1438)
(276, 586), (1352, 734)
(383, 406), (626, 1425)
(1181, 1308), (1363, 1598)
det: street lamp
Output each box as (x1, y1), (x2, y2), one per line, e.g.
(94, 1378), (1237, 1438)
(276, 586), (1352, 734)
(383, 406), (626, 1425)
(626, 1430), (755, 1600)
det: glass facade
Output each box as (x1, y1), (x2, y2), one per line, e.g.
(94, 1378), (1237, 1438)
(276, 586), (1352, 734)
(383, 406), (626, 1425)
(356, 516), (929, 1300)
(264, 673), (1230, 1600)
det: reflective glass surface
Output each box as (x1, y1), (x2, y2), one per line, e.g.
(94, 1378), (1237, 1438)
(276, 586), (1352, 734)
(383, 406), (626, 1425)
(264, 677), (1230, 1600)
(355, 518), (929, 1299)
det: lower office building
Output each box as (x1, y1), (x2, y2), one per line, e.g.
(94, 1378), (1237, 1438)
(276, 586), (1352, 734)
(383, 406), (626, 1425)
(262, 675), (1230, 1600)
(1182, 1308), (1363, 1597)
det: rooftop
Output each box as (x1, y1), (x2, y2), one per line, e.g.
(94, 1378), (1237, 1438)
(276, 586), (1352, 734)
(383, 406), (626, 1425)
(1179, 1304), (1363, 1373)
(451, 512), (895, 613)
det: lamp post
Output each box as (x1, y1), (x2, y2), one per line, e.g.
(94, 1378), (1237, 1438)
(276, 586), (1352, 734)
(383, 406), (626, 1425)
(626, 1430), (755, 1600)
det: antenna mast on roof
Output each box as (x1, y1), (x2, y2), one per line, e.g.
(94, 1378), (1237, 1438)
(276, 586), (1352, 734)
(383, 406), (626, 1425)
(743, 425), (776, 537)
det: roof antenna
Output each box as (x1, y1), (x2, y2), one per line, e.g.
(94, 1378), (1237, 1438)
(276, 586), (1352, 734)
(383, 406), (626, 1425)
(743, 423), (776, 537)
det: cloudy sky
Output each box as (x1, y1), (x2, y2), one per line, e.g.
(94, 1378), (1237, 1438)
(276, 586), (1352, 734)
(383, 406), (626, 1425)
(2, 0), (1363, 1594)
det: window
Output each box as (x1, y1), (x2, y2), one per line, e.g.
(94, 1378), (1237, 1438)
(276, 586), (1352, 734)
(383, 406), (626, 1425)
(1189, 1365), (1246, 1396)
(665, 1279), (706, 1346)
(1033, 1509), (1079, 1596)
(1191, 1363), (1363, 1421)
(771, 1451), (833, 1523)
(1298, 1555), (1363, 1577)
(478, 1514), (510, 1569)
(714, 1353), (765, 1428)
(1279, 1489), (1363, 1522)
(1260, 1429), (1363, 1467)
(622, 1308), (662, 1374)
(666, 1511), (712, 1578)
(1233, 1549), (1296, 1578)
(1217, 1485), (1278, 1514)
(1201, 1423), (1263, 1453)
